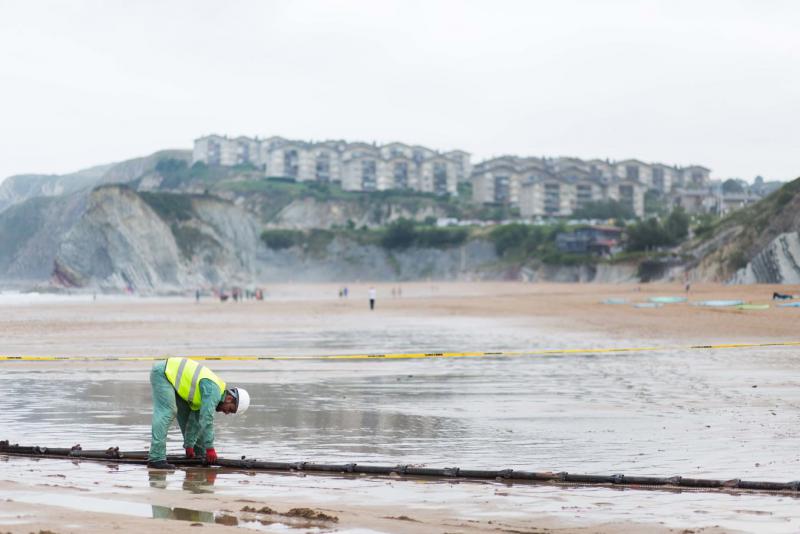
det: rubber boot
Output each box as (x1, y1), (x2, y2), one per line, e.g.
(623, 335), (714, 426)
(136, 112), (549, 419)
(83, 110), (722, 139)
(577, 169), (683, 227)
(148, 460), (176, 470)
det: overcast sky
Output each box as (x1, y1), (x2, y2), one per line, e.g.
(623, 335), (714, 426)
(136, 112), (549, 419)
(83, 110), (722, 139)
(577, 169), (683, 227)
(1, 0), (798, 183)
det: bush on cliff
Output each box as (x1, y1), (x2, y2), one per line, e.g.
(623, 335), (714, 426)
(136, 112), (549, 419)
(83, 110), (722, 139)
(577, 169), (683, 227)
(381, 219), (416, 249)
(260, 229), (335, 255)
(140, 192), (195, 222)
(489, 223), (551, 258)
(380, 219), (467, 250)
(572, 199), (634, 221)
(261, 229), (304, 249)
(625, 207), (689, 251)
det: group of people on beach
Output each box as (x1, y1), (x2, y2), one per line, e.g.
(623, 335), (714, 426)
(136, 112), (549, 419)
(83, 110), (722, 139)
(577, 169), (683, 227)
(193, 287), (265, 303)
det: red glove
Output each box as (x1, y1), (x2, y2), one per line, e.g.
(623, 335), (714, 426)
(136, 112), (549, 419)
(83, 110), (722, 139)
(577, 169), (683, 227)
(205, 448), (217, 463)
(185, 447), (195, 459)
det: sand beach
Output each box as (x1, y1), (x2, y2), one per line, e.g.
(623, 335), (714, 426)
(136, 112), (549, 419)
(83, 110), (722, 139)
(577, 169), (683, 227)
(1, 282), (799, 533)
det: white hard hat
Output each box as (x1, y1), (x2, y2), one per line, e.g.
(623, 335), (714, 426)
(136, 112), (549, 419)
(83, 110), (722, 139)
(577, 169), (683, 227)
(233, 387), (250, 414)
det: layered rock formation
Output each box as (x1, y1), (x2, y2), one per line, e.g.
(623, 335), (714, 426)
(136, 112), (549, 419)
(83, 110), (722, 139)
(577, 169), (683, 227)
(0, 192), (88, 283)
(53, 186), (259, 291)
(259, 237), (497, 282)
(732, 232), (800, 283)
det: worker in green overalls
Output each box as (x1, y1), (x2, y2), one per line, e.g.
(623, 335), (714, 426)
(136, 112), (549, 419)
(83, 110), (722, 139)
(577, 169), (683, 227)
(148, 357), (251, 469)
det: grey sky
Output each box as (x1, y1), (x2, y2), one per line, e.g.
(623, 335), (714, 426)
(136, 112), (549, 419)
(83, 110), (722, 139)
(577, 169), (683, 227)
(1, 0), (798, 183)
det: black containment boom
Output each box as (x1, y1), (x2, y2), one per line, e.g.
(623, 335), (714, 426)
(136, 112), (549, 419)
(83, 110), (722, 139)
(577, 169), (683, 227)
(2, 441), (799, 496)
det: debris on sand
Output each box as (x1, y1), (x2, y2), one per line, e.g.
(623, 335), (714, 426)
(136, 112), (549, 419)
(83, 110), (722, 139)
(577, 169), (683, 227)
(215, 514), (238, 526)
(241, 505), (277, 514)
(286, 507), (339, 522)
(384, 515), (420, 522)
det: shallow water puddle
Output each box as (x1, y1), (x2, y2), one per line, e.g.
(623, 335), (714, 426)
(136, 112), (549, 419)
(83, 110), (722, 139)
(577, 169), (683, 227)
(0, 491), (307, 532)
(0, 510), (31, 526)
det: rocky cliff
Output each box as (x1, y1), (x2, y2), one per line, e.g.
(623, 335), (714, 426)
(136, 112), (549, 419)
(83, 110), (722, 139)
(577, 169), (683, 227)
(0, 192), (88, 283)
(731, 232), (800, 283)
(0, 150), (191, 214)
(257, 235), (641, 283)
(685, 177), (800, 283)
(53, 186), (259, 291)
(259, 237), (498, 282)
(264, 196), (448, 230)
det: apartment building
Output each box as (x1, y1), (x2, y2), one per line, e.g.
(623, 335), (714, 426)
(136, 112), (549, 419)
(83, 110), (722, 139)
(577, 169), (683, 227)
(193, 135), (470, 196)
(472, 155), (712, 218)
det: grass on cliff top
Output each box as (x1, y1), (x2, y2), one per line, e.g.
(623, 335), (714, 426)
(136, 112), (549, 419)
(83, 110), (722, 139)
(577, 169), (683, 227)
(701, 177), (800, 239)
(686, 177), (800, 274)
(140, 192), (197, 222)
(140, 191), (222, 222)
(222, 178), (457, 205)
(216, 178), (523, 222)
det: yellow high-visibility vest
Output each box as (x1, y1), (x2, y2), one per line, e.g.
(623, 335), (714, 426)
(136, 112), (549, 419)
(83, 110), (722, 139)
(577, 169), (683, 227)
(164, 357), (226, 411)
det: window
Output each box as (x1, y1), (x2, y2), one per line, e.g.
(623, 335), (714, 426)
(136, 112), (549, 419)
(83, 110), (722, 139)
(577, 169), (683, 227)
(576, 184), (592, 208)
(494, 175), (510, 203)
(237, 142), (250, 165)
(652, 168), (664, 191)
(284, 149), (299, 178)
(394, 161), (409, 189)
(625, 165), (639, 181)
(315, 152), (331, 183)
(433, 162), (448, 195)
(619, 185), (634, 211)
(361, 160), (377, 191)
(545, 183), (560, 214)
(208, 140), (221, 165)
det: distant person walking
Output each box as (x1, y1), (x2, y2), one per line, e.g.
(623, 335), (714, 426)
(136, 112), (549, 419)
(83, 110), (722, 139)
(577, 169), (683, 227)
(369, 286), (376, 310)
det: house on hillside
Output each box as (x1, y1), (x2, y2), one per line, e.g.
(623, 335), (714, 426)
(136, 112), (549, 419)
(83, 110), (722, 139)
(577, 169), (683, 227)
(681, 165), (711, 188)
(671, 187), (715, 214)
(555, 225), (624, 255)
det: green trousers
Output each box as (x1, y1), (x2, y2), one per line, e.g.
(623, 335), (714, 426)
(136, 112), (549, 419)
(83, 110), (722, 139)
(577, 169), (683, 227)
(149, 362), (206, 461)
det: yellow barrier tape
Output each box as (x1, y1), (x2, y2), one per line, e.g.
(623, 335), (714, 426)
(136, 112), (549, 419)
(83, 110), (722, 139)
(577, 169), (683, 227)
(1, 341), (799, 362)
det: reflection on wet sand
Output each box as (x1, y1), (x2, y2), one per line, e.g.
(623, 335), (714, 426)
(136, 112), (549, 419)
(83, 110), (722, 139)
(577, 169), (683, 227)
(149, 467), (218, 493)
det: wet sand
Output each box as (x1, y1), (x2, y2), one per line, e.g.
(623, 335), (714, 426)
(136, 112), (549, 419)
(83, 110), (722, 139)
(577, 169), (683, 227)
(1, 282), (799, 359)
(0, 474), (742, 534)
(1, 282), (799, 533)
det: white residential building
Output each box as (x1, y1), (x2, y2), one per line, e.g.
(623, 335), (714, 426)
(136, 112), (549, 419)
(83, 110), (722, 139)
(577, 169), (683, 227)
(192, 135), (469, 196)
(472, 154), (714, 218)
